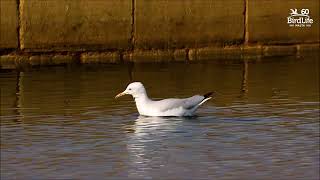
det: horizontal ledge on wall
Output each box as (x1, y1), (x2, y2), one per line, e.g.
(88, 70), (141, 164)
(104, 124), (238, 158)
(1, 44), (319, 69)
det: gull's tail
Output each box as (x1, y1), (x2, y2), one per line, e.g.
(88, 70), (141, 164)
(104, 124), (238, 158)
(203, 92), (213, 99)
(192, 92), (214, 111)
(199, 92), (213, 106)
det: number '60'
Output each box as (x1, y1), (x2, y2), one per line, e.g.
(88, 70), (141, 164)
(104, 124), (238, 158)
(301, 9), (309, 15)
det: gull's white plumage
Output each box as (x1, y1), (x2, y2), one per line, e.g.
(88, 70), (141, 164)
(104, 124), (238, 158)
(115, 82), (212, 116)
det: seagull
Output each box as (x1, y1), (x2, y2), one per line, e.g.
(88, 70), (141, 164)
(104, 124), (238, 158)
(115, 82), (213, 116)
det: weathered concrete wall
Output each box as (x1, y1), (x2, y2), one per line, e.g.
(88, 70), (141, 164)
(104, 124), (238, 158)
(0, 0), (319, 68)
(20, 0), (132, 51)
(134, 0), (244, 49)
(0, 0), (18, 48)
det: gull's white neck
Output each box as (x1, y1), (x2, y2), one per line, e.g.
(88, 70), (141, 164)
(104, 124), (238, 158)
(133, 92), (151, 103)
(133, 92), (152, 115)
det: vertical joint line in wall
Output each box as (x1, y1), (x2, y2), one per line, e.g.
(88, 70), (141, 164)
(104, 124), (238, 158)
(130, 0), (135, 51)
(16, 0), (21, 50)
(17, 0), (24, 50)
(244, 0), (249, 45)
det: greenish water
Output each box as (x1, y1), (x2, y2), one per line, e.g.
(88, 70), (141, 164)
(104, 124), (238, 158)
(1, 55), (319, 179)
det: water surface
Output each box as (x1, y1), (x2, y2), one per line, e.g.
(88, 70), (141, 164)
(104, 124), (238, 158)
(1, 55), (319, 179)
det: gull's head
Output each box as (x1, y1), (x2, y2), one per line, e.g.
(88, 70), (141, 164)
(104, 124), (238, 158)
(115, 82), (146, 99)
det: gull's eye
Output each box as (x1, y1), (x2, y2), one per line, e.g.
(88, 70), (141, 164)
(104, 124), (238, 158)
(128, 88), (132, 91)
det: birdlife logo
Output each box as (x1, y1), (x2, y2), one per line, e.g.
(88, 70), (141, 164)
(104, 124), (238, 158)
(287, 8), (313, 27)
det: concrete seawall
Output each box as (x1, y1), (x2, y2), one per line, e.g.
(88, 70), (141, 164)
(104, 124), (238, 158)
(0, 0), (319, 69)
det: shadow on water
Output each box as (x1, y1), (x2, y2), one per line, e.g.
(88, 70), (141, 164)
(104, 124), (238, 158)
(0, 54), (319, 179)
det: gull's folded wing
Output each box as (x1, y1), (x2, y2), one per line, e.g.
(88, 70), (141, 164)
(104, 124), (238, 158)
(155, 95), (205, 112)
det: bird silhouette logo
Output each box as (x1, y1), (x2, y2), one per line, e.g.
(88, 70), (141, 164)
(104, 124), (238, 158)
(290, 9), (299, 16)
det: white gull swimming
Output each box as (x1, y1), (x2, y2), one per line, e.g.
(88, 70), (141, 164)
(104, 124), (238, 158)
(115, 82), (213, 116)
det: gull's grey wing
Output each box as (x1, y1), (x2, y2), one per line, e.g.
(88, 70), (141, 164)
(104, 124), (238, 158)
(154, 95), (205, 112)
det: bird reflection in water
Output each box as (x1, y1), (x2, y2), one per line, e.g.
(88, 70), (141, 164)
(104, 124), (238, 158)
(125, 116), (184, 178)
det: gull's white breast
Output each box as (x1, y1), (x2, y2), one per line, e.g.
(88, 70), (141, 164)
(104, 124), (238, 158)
(136, 100), (194, 117)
